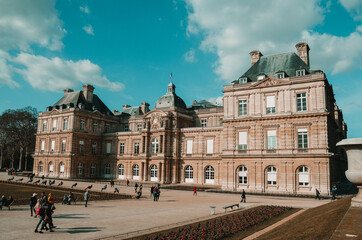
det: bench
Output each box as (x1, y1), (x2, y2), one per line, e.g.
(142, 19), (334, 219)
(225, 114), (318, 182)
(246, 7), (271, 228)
(222, 203), (239, 213)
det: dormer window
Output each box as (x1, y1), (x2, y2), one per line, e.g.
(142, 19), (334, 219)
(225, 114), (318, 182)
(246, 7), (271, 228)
(296, 69), (305, 76)
(257, 74), (266, 81)
(276, 72), (285, 79)
(239, 77), (247, 84)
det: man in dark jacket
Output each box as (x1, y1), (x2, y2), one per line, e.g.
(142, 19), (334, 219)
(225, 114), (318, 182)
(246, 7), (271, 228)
(30, 193), (37, 216)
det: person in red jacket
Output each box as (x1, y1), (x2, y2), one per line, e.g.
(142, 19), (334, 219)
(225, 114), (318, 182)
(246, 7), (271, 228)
(193, 187), (197, 196)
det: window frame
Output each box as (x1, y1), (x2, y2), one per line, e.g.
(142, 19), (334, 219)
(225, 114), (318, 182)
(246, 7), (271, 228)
(267, 166), (277, 185)
(296, 92), (307, 112)
(238, 166), (248, 184)
(119, 142), (125, 154)
(238, 99), (247, 116)
(151, 138), (159, 154)
(80, 119), (85, 130)
(298, 128), (308, 149)
(134, 142), (140, 154)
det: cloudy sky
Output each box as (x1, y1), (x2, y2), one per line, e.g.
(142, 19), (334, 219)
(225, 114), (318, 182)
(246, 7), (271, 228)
(0, 0), (361, 137)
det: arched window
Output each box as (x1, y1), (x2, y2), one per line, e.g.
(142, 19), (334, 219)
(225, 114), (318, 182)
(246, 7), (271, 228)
(91, 164), (96, 175)
(238, 166), (248, 184)
(150, 164), (158, 181)
(118, 164), (124, 179)
(49, 162), (53, 173)
(298, 166), (309, 186)
(205, 165), (214, 184)
(151, 138), (159, 154)
(39, 161), (43, 172)
(59, 162), (64, 174)
(133, 164), (139, 180)
(78, 163), (83, 175)
(267, 166), (277, 185)
(185, 165), (193, 183)
(105, 163), (111, 174)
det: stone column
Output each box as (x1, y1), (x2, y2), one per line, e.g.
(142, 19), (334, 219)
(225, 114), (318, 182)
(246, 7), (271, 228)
(141, 162), (144, 181)
(158, 162), (162, 182)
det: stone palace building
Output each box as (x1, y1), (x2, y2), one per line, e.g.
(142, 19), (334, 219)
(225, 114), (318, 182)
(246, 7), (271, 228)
(33, 42), (347, 195)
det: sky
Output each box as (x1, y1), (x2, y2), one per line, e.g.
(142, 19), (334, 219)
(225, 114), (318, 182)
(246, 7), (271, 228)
(0, 0), (361, 138)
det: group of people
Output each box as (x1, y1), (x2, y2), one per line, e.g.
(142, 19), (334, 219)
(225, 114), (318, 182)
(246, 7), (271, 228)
(33, 192), (56, 233)
(62, 192), (76, 205)
(135, 183), (143, 199)
(0, 195), (14, 209)
(151, 185), (160, 201)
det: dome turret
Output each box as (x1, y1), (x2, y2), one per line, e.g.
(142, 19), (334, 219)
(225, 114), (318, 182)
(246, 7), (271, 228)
(155, 80), (186, 109)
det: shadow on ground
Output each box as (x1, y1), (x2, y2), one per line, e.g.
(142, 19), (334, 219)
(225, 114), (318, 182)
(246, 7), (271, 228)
(57, 227), (103, 234)
(53, 214), (89, 219)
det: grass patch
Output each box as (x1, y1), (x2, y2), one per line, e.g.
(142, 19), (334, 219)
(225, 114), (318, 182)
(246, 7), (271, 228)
(256, 196), (352, 240)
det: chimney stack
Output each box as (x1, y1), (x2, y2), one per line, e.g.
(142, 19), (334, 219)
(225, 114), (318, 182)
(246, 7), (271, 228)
(249, 50), (263, 66)
(82, 84), (94, 102)
(141, 102), (150, 114)
(295, 42), (310, 66)
(64, 88), (74, 95)
(123, 104), (131, 112)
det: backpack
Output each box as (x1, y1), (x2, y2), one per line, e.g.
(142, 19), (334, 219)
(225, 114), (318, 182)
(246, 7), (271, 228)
(36, 207), (43, 215)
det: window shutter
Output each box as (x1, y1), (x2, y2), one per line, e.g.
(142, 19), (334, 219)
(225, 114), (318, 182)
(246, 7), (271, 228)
(206, 139), (213, 154)
(266, 96), (275, 108)
(106, 142), (111, 153)
(186, 140), (193, 154)
(238, 132), (247, 145)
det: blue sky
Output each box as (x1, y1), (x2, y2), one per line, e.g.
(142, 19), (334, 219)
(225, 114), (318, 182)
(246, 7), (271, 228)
(0, 0), (361, 138)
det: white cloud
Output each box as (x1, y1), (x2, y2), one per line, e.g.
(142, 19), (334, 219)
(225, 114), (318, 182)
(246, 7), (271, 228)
(80, 6), (90, 14)
(339, 0), (362, 20)
(83, 25), (95, 35)
(0, 0), (65, 51)
(184, 49), (196, 63)
(0, 50), (18, 88)
(186, 0), (362, 81)
(13, 52), (124, 92)
(208, 96), (223, 106)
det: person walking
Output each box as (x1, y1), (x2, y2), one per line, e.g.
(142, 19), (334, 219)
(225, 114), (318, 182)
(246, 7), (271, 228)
(241, 189), (246, 203)
(193, 187), (197, 196)
(84, 190), (89, 207)
(315, 189), (321, 200)
(332, 185), (337, 200)
(134, 183), (138, 193)
(30, 193), (37, 216)
(110, 180), (114, 188)
(40, 192), (47, 206)
(126, 179), (129, 186)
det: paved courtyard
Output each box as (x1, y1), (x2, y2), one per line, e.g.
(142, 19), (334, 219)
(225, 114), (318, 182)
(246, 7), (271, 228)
(0, 174), (330, 240)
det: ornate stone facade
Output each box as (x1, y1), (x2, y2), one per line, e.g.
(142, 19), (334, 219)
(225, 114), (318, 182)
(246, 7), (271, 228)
(33, 43), (347, 195)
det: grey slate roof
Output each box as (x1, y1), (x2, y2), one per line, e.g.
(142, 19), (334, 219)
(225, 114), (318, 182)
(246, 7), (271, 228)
(188, 100), (222, 110)
(53, 91), (113, 115)
(122, 106), (143, 116)
(155, 81), (187, 109)
(233, 52), (310, 83)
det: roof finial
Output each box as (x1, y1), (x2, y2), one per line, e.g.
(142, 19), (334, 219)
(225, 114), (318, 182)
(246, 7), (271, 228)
(170, 72), (173, 84)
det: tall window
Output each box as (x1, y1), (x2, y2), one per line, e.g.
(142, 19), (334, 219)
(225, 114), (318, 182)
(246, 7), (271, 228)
(185, 166), (193, 182)
(80, 119), (85, 130)
(91, 164), (96, 175)
(49, 162), (53, 173)
(105, 124), (110, 133)
(201, 119), (207, 127)
(118, 164), (124, 177)
(238, 99), (247, 116)
(119, 143), (125, 154)
(266, 96), (276, 114)
(205, 166), (215, 183)
(238, 166), (248, 184)
(39, 161), (43, 172)
(42, 121), (47, 132)
(238, 132), (247, 150)
(106, 142), (111, 154)
(206, 139), (214, 154)
(92, 142), (97, 154)
(79, 140), (84, 153)
(93, 122), (98, 133)
(134, 142), (140, 154)
(186, 140), (193, 154)
(150, 165), (158, 180)
(78, 163), (83, 174)
(61, 140), (66, 152)
(50, 140), (55, 152)
(63, 118), (68, 130)
(60, 162), (64, 174)
(298, 166), (309, 186)
(298, 129), (308, 149)
(137, 124), (142, 131)
(52, 119), (57, 131)
(267, 166), (277, 185)
(151, 138), (159, 154)
(133, 165), (139, 176)
(124, 124), (129, 131)
(297, 93), (307, 112)
(41, 140), (45, 152)
(105, 163), (111, 174)
(267, 130), (277, 149)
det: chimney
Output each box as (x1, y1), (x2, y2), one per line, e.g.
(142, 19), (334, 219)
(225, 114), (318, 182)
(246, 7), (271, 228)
(64, 88), (74, 95)
(141, 102), (150, 114)
(249, 50), (263, 66)
(295, 42), (310, 66)
(82, 84), (94, 102)
(123, 104), (131, 112)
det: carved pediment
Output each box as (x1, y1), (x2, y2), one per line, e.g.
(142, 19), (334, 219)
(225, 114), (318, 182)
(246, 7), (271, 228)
(253, 77), (287, 88)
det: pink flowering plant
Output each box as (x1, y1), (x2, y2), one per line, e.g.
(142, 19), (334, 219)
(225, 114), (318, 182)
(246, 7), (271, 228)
(145, 206), (291, 240)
